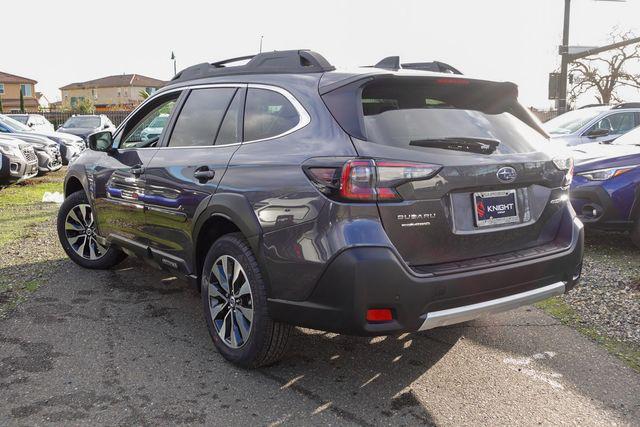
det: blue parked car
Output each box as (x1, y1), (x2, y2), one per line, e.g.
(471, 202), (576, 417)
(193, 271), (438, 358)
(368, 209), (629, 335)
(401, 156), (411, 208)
(570, 125), (640, 247)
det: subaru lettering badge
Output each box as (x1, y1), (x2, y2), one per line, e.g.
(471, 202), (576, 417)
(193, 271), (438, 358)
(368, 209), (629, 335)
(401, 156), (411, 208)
(497, 166), (517, 183)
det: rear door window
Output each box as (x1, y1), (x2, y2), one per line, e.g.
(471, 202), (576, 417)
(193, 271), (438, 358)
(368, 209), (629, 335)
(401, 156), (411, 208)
(168, 87), (237, 148)
(243, 88), (299, 141)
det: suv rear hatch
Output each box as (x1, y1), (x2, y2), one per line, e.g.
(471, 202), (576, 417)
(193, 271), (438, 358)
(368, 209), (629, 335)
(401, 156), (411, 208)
(321, 73), (573, 268)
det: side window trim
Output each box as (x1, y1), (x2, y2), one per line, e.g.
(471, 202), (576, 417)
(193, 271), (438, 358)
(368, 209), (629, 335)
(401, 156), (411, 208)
(214, 86), (247, 146)
(243, 83), (311, 143)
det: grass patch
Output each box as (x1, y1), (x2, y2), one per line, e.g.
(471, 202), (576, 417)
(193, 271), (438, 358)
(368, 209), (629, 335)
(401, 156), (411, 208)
(536, 297), (640, 373)
(0, 172), (64, 247)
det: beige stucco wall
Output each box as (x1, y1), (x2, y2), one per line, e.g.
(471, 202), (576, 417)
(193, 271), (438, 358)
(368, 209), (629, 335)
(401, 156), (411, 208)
(0, 82), (36, 100)
(61, 85), (158, 108)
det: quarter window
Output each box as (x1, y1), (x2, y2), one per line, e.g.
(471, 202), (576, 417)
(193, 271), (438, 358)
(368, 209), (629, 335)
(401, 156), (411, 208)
(167, 88), (237, 148)
(243, 88), (299, 141)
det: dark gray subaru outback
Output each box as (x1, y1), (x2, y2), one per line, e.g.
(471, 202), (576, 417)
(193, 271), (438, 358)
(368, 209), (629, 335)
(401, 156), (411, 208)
(57, 50), (584, 367)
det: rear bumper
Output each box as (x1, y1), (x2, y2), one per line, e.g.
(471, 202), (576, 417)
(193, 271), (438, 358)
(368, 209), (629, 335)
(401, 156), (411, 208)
(268, 217), (584, 336)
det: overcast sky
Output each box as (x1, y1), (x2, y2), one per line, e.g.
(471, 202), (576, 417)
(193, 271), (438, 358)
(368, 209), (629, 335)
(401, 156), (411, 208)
(3, 0), (639, 108)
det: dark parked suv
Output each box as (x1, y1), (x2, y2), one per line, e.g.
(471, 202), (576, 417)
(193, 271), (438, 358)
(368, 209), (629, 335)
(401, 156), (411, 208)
(57, 50), (584, 367)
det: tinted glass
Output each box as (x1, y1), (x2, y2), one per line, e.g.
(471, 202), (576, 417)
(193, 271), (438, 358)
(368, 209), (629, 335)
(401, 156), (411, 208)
(120, 98), (178, 149)
(63, 116), (101, 128)
(543, 108), (607, 135)
(168, 88), (236, 147)
(244, 88), (299, 141)
(361, 81), (548, 154)
(589, 112), (636, 134)
(215, 90), (244, 145)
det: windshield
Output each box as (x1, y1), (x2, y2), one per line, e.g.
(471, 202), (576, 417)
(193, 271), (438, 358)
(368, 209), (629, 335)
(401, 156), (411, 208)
(7, 115), (28, 124)
(0, 115), (31, 131)
(612, 125), (640, 145)
(543, 108), (606, 135)
(148, 115), (168, 128)
(62, 116), (101, 128)
(360, 80), (548, 155)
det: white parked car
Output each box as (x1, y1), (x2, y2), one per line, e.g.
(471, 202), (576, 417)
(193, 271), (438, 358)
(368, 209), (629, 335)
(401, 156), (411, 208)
(7, 114), (55, 133)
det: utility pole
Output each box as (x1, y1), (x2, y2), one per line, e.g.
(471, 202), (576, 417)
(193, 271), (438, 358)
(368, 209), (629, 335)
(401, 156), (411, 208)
(557, 0), (571, 115)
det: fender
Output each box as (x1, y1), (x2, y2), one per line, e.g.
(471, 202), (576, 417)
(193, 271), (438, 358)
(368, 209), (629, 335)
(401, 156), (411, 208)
(192, 192), (263, 254)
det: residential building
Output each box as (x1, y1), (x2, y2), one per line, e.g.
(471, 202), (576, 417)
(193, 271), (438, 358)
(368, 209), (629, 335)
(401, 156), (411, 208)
(60, 74), (166, 111)
(0, 71), (39, 112)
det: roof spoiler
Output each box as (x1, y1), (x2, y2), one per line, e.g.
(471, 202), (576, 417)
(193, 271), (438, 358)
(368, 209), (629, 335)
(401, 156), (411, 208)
(171, 50), (335, 82)
(370, 56), (463, 75)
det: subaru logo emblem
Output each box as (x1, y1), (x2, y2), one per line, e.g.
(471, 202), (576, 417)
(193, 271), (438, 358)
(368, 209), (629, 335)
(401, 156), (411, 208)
(497, 166), (517, 183)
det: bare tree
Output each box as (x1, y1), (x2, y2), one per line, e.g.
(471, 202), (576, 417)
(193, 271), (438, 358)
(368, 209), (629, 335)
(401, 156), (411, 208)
(568, 31), (640, 105)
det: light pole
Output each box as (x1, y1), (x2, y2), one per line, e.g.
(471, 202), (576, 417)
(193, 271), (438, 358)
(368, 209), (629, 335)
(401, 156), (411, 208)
(171, 51), (177, 76)
(259, 36), (264, 53)
(557, 0), (626, 114)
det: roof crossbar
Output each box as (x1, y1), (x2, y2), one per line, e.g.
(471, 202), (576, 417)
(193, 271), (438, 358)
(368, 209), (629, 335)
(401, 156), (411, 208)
(171, 49), (335, 82)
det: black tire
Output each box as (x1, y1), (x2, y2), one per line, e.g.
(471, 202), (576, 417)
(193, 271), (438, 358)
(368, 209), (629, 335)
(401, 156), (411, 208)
(631, 218), (640, 249)
(201, 232), (291, 368)
(56, 190), (126, 269)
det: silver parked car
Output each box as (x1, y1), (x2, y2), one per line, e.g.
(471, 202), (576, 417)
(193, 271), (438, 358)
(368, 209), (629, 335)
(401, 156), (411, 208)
(543, 103), (640, 146)
(0, 136), (39, 184)
(7, 114), (55, 133)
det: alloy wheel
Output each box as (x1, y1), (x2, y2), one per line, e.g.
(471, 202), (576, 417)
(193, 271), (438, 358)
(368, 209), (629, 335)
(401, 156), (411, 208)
(208, 255), (254, 349)
(64, 203), (107, 260)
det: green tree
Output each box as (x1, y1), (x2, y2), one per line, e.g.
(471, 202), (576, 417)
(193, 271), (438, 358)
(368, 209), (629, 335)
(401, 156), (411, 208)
(139, 89), (150, 100)
(73, 98), (96, 114)
(19, 89), (24, 112)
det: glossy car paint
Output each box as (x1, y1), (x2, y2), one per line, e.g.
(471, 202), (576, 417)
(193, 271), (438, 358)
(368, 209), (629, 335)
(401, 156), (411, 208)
(63, 64), (584, 335)
(571, 142), (640, 229)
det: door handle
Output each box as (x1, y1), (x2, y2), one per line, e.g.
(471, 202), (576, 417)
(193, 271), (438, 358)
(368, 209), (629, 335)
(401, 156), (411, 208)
(194, 167), (215, 182)
(130, 165), (145, 176)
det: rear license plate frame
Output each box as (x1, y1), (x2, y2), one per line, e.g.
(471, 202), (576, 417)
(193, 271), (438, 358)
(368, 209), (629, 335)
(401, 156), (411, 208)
(473, 189), (519, 227)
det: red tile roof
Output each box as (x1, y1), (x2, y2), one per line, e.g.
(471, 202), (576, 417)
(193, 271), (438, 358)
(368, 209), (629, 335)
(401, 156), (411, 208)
(0, 71), (37, 84)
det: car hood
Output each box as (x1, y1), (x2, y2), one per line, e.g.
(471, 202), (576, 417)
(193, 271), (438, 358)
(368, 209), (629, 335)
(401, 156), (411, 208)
(3, 132), (57, 148)
(57, 127), (97, 137)
(31, 130), (84, 144)
(572, 142), (640, 172)
(571, 142), (640, 163)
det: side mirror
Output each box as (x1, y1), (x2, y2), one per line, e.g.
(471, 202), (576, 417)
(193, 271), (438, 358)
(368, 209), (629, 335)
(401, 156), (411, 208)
(586, 128), (610, 138)
(103, 123), (110, 129)
(88, 131), (114, 152)
(28, 122), (35, 127)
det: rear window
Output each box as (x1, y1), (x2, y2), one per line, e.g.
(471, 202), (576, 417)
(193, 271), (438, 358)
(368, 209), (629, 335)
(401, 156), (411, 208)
(360, 79), (547, 154)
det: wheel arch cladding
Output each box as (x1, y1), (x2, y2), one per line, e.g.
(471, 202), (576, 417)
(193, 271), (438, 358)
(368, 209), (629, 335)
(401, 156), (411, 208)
(64, 175), (84, 198)
(193, 192), (263, 281)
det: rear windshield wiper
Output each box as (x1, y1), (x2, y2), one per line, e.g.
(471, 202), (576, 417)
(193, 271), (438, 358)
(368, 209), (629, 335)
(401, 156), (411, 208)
(410, 137), (500, 154)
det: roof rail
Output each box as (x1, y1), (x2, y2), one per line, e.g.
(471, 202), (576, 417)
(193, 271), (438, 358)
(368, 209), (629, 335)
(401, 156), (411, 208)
(612, 102), (640, 109)
(578, 103), (608, 109)
(171, 50), (335, 82)
(369, 56), (463, 75)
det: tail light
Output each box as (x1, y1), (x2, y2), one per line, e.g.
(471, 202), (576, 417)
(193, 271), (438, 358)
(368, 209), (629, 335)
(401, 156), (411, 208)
(305, 159), (441, 202)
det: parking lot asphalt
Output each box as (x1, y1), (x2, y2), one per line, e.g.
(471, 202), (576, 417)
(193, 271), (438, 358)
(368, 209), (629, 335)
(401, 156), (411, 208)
(1, 242), (639, 426)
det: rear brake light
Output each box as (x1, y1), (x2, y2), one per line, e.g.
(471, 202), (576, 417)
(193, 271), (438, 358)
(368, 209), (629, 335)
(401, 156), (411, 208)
(305, 159), (441, 202)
